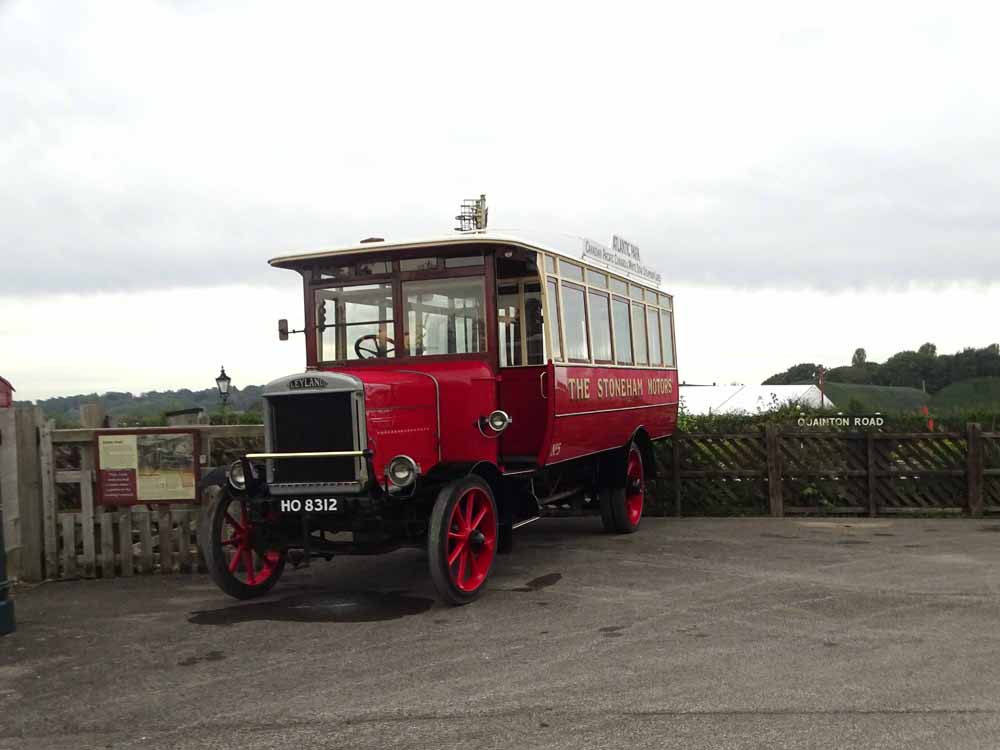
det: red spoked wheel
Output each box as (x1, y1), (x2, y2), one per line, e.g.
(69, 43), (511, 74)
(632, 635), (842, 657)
(624, 445), (645, 526)
(428, 476), (498, 605)
(600, 441), (645, 534)
(200, 487), (286, 599)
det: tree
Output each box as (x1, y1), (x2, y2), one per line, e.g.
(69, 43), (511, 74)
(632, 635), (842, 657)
(918, 342), (937, 357)
(762, 363), (820, 385)
(851, 348), (867, 367)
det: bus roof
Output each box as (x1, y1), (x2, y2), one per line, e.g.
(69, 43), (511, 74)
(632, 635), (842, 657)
(268, 230), (666, 291)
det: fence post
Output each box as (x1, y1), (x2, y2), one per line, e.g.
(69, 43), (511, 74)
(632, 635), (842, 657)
(671, 436), (682, 517)
(968, 422), (984, 517)
(14, 407), (45, 581)
(39, 419), (58, 578)
(867, 432), (877, 517)
(79, 403), (103, 578)
(0, 406), (21, 579)
(765, 424), (783, 517)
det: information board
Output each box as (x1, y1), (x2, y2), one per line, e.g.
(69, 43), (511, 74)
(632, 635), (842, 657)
(95, 430), (200, 505)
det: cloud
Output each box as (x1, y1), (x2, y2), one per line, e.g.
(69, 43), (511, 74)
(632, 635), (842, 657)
(2, 1), (1000, 295)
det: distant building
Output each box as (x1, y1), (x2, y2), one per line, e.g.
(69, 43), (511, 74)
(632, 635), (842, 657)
(164, 407), (205, 426)
(0, 377), (13, 409)
(680, 384), (834, 415)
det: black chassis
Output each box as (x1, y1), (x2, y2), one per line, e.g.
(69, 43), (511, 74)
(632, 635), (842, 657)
(229, 454), (434, 563)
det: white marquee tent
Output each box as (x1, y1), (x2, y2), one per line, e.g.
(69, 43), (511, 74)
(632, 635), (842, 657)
(679, 384), (835, 415)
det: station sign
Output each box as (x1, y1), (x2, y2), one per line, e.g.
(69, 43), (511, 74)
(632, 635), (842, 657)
(795, 414), (886, 429)
(95, 429), (200, 505)
(582, 235), (662, 285)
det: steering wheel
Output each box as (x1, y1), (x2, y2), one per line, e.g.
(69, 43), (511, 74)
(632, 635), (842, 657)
(354, 333), (396, 359)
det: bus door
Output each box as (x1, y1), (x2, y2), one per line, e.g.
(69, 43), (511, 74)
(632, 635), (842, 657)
(496, 272), (551, 469)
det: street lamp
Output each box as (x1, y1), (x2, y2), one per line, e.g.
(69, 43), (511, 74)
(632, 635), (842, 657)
(215, 366), (232, 420)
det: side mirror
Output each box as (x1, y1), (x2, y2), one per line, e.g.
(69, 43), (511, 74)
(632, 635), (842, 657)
(278, 319), (289, 341)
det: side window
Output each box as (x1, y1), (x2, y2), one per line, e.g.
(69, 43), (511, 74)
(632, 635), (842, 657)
(588, 290), (613, 364)
(646, 308), (662, 366)
(498, 281), (545, 367)
(631, 304), (648, 365)
(612, 297), (633, 365)
(497, 283), (522, 367)
(561, 282), (590, 362)
(546, 279), (563, 361)
(524, 282), (545, 364)
(661, 310), (675, 367)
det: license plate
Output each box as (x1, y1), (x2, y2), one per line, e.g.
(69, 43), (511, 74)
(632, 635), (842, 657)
(277, 498), (340, 513)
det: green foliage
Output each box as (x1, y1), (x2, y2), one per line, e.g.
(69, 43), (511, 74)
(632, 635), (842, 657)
(762, 362), (821, 385)
(19, 385), (265, 426)
(208, 410), (265, 425)
(765, 343), (1000, 401)
(932, 377), (1000, 413)
(676, 401), (809, 434)
(823, 383), (929, 413)
(825, 365), (878, 384)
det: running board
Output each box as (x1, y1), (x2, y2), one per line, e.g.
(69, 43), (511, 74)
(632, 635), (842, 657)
(512, 516), (541, 530)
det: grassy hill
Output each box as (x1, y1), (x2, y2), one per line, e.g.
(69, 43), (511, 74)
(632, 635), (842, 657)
(823, 383), (929, 413)
(821, 378), (1000, 414)
(931, 377), (1000, 412)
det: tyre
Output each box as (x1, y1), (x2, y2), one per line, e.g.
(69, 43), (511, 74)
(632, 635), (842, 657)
(428, 476), (498, 605)
(200, 487), (286, 599)
(599, 441), (645, 534)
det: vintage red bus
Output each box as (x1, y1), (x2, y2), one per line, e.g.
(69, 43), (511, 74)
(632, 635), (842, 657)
(200, 202), (678, 604)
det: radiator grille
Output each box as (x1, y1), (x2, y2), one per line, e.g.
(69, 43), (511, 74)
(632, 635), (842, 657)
(267, 392), (358, 484)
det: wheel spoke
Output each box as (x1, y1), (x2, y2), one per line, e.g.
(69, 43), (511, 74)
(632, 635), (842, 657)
(468, 547), (483, 580)
(243, 549), (256, 585)
(224, 512), (243, 532)
(456, 547), (468, 585)
(470, 506), (488, 531)
(220, 539), (238, 547)
(451, 504), (467, 534)
(463, 495), (473, 530)
(448, 539), (466, 566)
(228, 548), (242, 572)
(447, 530), (464, 539)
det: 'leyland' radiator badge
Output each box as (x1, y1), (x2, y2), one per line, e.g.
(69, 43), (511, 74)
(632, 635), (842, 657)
(288, 376), (327, 390)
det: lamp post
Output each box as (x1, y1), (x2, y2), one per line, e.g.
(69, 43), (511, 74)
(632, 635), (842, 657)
(215, 366), (231, 423)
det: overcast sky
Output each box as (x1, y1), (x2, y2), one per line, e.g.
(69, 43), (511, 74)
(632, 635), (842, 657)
(2, 1), (999, 401)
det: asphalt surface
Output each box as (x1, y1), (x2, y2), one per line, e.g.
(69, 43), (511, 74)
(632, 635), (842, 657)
(5, 517), (1000, 749)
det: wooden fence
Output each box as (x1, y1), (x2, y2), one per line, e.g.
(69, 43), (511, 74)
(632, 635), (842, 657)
(4, 405), (999, 581)
(0, 406), (264, 582)
(657, 423), (1000, 517)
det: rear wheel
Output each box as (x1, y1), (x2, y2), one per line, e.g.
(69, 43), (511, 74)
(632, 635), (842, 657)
(200, 488), (286, 599)
(600, 442), (645, 534)
(428, 476), (498, 605)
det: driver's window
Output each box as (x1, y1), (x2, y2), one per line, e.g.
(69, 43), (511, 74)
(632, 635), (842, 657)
(316, 283), (396, 360)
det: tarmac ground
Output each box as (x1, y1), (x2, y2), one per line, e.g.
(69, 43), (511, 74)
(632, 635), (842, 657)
(4, 516), (1000, 749)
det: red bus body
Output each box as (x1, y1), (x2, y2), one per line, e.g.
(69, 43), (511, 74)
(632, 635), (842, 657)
(205, 231), (678, 604)
(326, 360), (678, 483)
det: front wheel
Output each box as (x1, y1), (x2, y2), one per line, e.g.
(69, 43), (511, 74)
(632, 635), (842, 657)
(600, 442), (645, 534)
(428, 476), (498, 605)
(199, 487), (286, 599)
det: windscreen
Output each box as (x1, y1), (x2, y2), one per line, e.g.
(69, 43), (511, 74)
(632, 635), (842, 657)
(316, 283), (396, 361)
